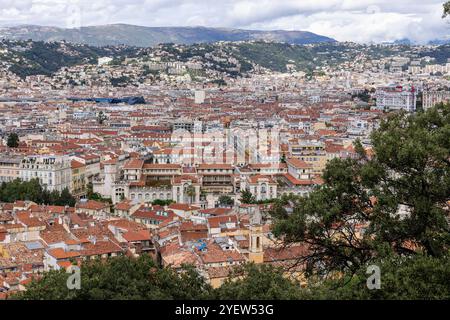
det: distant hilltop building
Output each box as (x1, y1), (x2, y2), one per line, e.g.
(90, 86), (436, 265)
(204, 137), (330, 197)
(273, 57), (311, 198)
(423, 90), (450, 110)
(375, 85), (418, 113)
(98, 57), (113, 66)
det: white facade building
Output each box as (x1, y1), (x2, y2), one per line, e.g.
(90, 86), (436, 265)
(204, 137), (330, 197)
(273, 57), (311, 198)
(376, 85), (418, 112)
(20, 155), (72, 192)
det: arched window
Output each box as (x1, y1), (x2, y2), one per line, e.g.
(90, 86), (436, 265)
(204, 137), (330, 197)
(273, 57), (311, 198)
(261, 184), (267, 193)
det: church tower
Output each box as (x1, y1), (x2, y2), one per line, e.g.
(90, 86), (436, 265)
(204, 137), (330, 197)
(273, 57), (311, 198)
(248, 208), (264, 264)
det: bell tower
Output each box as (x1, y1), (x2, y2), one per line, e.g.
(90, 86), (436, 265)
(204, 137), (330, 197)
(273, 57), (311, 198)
(248, 208), (264, 264)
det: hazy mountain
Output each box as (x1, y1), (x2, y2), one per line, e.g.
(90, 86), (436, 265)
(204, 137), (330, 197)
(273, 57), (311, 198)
(428, 39), (450, 45)
(0, 24), (336, 47)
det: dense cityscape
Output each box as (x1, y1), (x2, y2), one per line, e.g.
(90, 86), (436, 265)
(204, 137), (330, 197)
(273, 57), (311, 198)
(0, 0), (449, 304)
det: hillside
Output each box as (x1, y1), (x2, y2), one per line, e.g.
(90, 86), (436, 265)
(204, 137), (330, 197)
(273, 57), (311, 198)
(2, 40), (448, 82)
(0, 24), (336, 47)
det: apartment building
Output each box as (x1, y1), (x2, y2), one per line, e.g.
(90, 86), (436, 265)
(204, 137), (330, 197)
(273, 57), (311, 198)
(375, 85), (418, 112)
(423, 90), (450, 110)
(0, 156), (22, 183)
(19, 155), (72, 192)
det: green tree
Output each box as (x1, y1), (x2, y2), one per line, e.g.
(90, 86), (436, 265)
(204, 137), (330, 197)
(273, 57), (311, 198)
(152, 199), (174, 206)
(185, 185), (196, 204)
(213, 264), (304, 300)
(58, 188), (76, 207)
(272, 103), (450, 275)
(218, 195), (234, 207)
(240, 189), (256, 204)
(301, 254), (450, 300)
(6, 133), (19, 148)
(97, 111), (107, 125)
(0, 179), (77, 207)
(444, 1), (450, 17)
(16, 255), (212, 300)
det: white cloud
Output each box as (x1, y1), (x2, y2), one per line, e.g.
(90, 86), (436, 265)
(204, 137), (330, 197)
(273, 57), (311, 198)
(0, 0), (448, 43)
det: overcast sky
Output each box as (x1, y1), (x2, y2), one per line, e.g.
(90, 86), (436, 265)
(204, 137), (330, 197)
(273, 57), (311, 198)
(0, 0), (449, 43)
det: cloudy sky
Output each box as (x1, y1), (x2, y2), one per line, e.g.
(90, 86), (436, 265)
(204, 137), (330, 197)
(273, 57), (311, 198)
(0, 0), (449, 43)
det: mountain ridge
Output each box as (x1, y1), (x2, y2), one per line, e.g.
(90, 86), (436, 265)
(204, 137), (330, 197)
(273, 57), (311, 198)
(0, 24), (336, 47)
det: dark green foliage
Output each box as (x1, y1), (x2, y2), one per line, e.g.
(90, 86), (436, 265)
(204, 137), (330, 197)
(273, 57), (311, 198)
(301, 254), (450, 300)
(0, 179), (75, 206)
(218, 195), (234, 207)
(213, 264), (304, 300)
(152, 199), (175, 206)
(419, 45), (450, 64)
(271, 104), (450, 275)
(58, 188), (76, 207)
(110, 76), (132, 87)
(209, 79), (227, 86)
(3, 40), (135, 78)
(6, 133), (19, 148)
(97, 111), (107, 125)
(232, 42), (314, 73)
(444, 1), (450, 17)
(8, 41), (97, 78)
(352, 89), (372, 103)
(16, 255), (213, 300)
(240, 189), (256, 204)
(15, 254), (449, 300)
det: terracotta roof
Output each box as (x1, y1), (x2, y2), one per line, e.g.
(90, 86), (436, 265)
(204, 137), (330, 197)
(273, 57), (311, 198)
(123, 159), (144, 170)
(287, 158), (312, 169)
(80, 240), (122, 256)
(71, 160), (85, 169)
(282, 173), (319, 186)
(132, 208), (176, 222)
(76, 200), (109, 211)
(248, 174), (276, 184)
(48, 248), (81, 260)
(207, 215), (238, 229)
(264, 245), (309, 263)
(122, 230), (151, 242)
(115, 200), (134, 211)
(198, 242), (245, 264)
(161, 250), (199, 269)
(180, 221), (208, 232)
(198, 208), (233, 216)
(168, 203), (200, 211)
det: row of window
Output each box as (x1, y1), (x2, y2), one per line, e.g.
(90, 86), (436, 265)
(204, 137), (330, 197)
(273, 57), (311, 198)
(129, 192), (172, 201)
